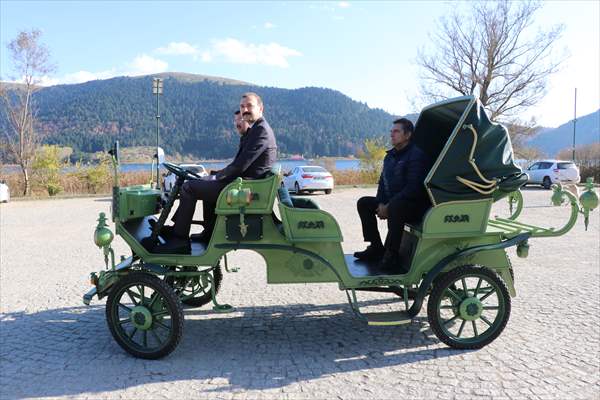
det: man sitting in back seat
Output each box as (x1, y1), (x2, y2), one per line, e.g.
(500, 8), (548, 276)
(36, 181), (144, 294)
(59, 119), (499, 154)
(354, 118), (431, 271)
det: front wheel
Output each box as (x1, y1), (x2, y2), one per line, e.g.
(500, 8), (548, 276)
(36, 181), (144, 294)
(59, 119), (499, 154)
(294, 182), (301, 194)
(324, 189), (332, 194)
(106, 272), (184, 359)
(427, 265), (511, 350)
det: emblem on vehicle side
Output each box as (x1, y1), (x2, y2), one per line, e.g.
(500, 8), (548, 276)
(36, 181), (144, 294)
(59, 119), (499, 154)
(359, 278), (403, 286)
(297, 221), (325, 229)
(444, 214), (470, 223)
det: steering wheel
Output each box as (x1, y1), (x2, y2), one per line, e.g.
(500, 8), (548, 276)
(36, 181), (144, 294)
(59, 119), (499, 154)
(163, 162), (203, 181)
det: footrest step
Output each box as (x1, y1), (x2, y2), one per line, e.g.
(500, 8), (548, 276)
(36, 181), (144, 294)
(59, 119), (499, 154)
(363, 311), (412, 326)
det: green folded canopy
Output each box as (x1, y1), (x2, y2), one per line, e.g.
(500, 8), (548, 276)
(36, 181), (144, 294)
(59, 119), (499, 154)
(412, 95), (527, 206)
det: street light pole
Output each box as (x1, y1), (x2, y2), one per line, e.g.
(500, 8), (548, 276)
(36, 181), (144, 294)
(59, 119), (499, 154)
(572, 88), (577, 162)
(152, 77), (163, 189)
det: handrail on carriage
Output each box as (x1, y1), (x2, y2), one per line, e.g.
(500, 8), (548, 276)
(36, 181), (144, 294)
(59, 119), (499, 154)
(489, 180), (598, 240)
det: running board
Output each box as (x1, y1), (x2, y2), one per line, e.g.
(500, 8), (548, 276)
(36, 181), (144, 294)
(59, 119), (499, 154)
(363, 311), (412, 326)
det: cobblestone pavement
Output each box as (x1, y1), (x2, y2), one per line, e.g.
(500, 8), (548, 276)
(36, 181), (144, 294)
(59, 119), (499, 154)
(1, 188), (598, 399)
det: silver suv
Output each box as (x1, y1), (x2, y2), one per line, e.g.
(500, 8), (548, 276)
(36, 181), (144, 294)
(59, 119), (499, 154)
(525, 160), (580, 189)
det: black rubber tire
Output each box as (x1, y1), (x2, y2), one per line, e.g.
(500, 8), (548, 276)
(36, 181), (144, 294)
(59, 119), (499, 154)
(106, 272), (184, 359)
(427, 265), (511, 350)
(294, 182), (301, 194)
(324, 189), (332, 194)
(542, 176), (552, 190)
(178, 266), (223, 307)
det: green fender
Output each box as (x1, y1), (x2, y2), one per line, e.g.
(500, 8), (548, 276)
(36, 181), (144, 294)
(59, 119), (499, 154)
(406, 232), (530, 318)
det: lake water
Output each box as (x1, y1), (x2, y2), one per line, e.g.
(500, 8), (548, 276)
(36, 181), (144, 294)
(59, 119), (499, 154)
(1, 158), (541, 175)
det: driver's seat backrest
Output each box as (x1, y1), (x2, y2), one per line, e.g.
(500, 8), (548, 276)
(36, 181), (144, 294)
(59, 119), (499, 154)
(277, 187), (294, 207)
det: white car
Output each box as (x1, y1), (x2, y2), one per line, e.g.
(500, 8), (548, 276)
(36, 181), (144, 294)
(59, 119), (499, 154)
(283, 166), (334, 194)
(0, 181), (10, 203)
(162, 163), (208, 192)
(525, 160), (580, 189)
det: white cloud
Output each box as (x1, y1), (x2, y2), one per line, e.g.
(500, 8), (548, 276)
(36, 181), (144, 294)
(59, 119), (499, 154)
(36, 69), (117, 86)
(211, 38), (301, 68)
(200, 51), (212, 62)
(338, 1), (350, 8)
(126, 54), (168, 76)
(35, 54), (168, 86)
(264, 22), (276, 29)
(333, 15), (345, 20)
(37, 76), (60, 86)
(155, 42), (198, 55)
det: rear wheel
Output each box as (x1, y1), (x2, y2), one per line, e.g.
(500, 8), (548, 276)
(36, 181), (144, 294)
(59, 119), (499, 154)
(325, 189), (332, 194)
(294, 182), (301, 194)
(542, 176), (552, 189)
(106, 272), (183, 359)
(427, 265), (510, 349)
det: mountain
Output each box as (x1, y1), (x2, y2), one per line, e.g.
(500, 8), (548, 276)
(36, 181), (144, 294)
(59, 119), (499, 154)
(1, 73), (405, 160)
(527, 109), (600, 156)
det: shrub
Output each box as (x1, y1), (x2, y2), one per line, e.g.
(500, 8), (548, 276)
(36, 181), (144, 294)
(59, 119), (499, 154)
(357, 138), (386, 184)
(32, 145), (64, 196)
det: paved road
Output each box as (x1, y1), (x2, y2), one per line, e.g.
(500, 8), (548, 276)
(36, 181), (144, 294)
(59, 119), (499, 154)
(1, 188), (598, 399)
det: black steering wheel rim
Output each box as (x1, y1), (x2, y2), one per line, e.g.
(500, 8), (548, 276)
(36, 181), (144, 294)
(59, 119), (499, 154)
(162, 162), (203, 180)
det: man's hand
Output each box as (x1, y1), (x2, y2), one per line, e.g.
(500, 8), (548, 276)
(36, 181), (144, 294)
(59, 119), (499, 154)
(376, 203), (389, 219)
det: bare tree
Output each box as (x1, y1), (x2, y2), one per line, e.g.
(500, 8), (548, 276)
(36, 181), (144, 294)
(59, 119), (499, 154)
(0, 29), (55, 195)
(416, 1), (565, 131)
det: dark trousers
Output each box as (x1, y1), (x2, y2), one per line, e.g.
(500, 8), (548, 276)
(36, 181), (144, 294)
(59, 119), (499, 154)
(357, 196), (428, 252)
(172, 179), (229, 238)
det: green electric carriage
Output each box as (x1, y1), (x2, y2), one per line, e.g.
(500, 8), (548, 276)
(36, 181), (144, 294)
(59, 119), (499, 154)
(84, 94), (598, 359)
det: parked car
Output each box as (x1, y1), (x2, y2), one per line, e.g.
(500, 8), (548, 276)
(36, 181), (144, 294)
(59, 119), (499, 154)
(282, 165), (334, 194)
(0, 181), (10, 203)
(162, 163), (208, 192)
(525, 160), (580, 189)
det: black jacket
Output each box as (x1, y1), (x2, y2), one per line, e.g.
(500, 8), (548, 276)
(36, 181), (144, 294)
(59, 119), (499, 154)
(376, 142), (431, 204)
(216, 117), (277, 182)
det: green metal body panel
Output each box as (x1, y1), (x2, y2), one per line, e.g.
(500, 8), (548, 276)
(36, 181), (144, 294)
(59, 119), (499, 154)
(115, 185), (162, 222)
(278, 203), (343, 243)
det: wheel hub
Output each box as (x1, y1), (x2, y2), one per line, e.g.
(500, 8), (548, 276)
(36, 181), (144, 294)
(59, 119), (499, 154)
(458, 297), (483, 321)
(130, 306), (153, 330)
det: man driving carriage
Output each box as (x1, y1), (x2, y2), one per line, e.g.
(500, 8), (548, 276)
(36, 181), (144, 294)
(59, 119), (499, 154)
(354, 118), (431, 271)
(152, 92), (277, 254)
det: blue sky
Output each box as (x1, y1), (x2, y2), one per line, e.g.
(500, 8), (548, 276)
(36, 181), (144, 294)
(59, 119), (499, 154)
(1, 1), (598, 127)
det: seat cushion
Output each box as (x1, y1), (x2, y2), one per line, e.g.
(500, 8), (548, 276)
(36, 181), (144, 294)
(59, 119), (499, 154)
(290, 197), (320, 209)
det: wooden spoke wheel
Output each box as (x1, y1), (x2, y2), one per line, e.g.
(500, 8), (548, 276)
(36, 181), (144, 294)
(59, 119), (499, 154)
(428, 265), (511, 349)
(106, 272), (183, 359)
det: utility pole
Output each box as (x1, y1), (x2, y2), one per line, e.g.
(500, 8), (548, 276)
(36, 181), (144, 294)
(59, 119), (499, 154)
(572, 88), (577, 161)
(152, 77), (163, 188)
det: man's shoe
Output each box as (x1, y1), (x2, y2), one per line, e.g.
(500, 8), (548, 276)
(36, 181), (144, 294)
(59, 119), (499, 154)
(379, 250), (401, 273)
(354, 244), (385, 261)
(152, 236), (191, 255)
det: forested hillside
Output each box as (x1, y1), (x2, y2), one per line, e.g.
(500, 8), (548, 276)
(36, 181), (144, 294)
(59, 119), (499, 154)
(527, 109), (600, 156)
(1, 73), (400, 159)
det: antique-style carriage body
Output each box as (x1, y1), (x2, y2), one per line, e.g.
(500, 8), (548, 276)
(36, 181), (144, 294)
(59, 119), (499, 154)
(85, 95), (597, 359)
